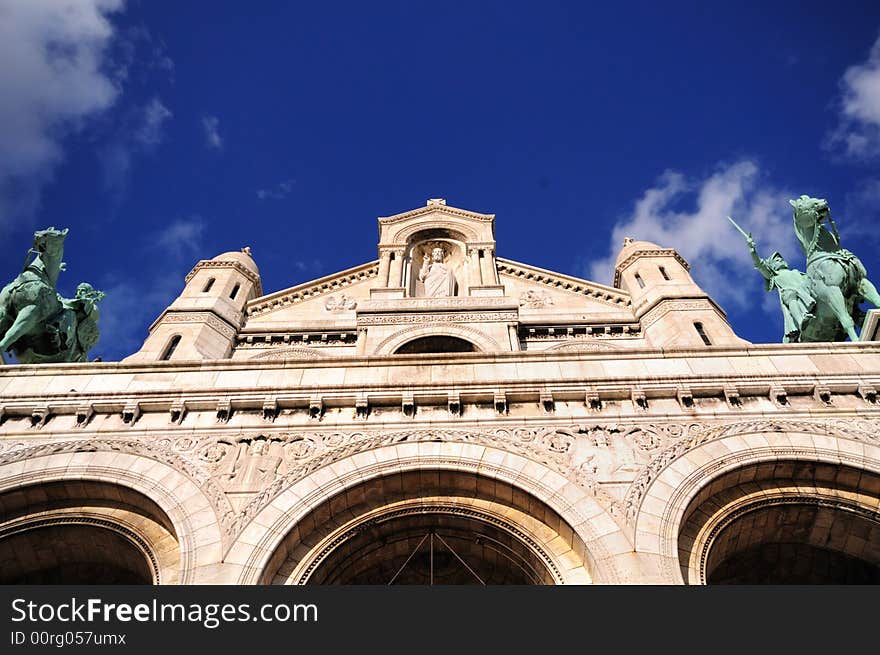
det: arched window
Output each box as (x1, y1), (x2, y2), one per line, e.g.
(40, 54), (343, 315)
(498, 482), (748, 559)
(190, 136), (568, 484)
(202, 277), (215, 292)
(229, 283), (240, 300)
(394, 336), (477, 355)
(634, 273), (645, 289)
(659, 266), (670, 281)
(160, 335), (181, 361)
(694, 322), (711, 346)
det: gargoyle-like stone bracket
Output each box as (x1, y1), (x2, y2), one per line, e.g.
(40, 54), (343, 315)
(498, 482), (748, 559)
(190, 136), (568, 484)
(724, 385), (742, 408)
(632, 388), (647, 411)
(540, 390), (555, 414)
(309, 396), (323, 420)
(75, 404), (94, 427)
(216, 399), (232, 423)
(448, 392), (461, 417)
(402, 393), (415, 418)
(355, 394), (369, 420)
(121, 402), (140, 426)
(769, 384), (788, 407)
(813, 385), (832, 406)
(30, 406), (50, 428)
(677, 387), (694, 410)
(858, 384), (877, 404)
(169, 400), (186, 425)
(262, 397), (278, 423)
(494, 391), (507, 415)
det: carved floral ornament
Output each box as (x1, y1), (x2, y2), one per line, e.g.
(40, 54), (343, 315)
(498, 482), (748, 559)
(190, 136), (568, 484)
(1, 418), (878, 542)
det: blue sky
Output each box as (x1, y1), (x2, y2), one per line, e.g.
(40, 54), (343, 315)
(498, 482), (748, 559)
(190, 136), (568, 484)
(2, 1), (880, 360)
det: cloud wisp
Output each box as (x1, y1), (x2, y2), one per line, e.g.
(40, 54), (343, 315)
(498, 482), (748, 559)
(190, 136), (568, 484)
(256, 178), (295, 200)
(827, 33), (880, 159)
(201, 115), (223, 150)
(588, 160), (797, 311)
(99, 96), (172, 202)
(0, 0), (125, 229)
(97, 215), (206, 360)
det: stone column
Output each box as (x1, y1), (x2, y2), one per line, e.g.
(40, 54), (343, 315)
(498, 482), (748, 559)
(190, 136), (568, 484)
(356, 328), (368, 356)
(377, 250), (391, 287)
(508, 324), (520, 351)
(480, 248), (497, 285)
(468, 247), (482, 288)
(388, 248), (405, 288)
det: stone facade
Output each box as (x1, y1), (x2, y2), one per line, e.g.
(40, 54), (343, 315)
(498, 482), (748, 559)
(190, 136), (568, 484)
(0, 199), (878, 584)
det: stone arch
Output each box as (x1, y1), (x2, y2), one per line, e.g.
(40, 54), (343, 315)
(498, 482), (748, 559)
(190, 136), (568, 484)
(630, 428), (880, 583)
(374, 324), (500, 355)
(390, 221), (478, 245)
(226, 441), (627, 584)
(249, 347), (328, 360)
(0, 449), (226, 584)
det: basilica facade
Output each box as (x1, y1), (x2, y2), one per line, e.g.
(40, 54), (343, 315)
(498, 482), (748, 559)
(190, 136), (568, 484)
(0, 198), (878, 584)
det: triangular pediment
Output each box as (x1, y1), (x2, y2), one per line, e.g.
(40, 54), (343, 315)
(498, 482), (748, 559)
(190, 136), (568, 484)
(496, 258), (632, 313)
(245, 260), (378, 325)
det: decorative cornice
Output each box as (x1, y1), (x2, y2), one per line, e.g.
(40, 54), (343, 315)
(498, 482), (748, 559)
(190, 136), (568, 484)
(497, 258), (631, 308)
(613, 249), (690, 288)
(246, 261), (379, 318)
(378, 204), (495, 226)
(156, 310), (238, 339)
(185, 260), (262, 296)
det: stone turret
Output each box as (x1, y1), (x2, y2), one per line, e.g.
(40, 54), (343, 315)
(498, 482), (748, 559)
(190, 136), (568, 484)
(614, 238), (744, 347)
(124, 248), (261, 362)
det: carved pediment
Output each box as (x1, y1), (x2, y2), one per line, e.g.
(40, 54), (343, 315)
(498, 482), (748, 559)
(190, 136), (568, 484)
(497, 258), (633, 313)
(245, 261), (378, 322)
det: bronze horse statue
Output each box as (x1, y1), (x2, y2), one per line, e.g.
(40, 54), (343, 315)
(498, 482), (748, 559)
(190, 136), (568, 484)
(0, 227), (104, 364)
(791, 196), (880, 342)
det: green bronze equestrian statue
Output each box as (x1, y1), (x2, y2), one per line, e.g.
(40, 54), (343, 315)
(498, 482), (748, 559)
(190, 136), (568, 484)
(0, 227), (105, 364)
(730, 195), (880, 342)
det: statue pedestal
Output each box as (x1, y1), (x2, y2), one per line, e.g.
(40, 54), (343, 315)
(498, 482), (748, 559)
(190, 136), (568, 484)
(860, 309), (880, 341)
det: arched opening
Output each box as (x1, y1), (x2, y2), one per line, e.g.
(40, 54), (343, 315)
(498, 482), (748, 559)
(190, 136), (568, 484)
(260, 469), (592, 585)
(160, 335), (181, 361)
(202, 277), (215, 292)
(677, 461), (880, 584)
(0, 524), (153, 584)
(0, 481), (181, 585)
(394, 335), (477, 355)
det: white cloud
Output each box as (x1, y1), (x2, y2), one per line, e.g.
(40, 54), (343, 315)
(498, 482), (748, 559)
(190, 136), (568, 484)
(256, 178), (295, 200)
(588, 160), (798, 310)
(827, 33), (880, 158)
(201, 115), (223, 150)
(153, 216), (206, 260)
(99, 96), (172, 200)
(0, 0), (125, 227)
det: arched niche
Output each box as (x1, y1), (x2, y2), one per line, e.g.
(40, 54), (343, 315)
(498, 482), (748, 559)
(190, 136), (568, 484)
(403, 229), (470, 297)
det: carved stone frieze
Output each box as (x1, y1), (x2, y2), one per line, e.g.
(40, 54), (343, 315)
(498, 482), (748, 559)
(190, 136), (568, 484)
(0, 437), (235, 538)
(358, 311), (517, 326)
(622, 417), (880, 525)
(248, 348), (329, 361)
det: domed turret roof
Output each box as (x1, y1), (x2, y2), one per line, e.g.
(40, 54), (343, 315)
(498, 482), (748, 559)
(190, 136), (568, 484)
(614, 238), (666, 269)
(212, 247), (259, 277)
